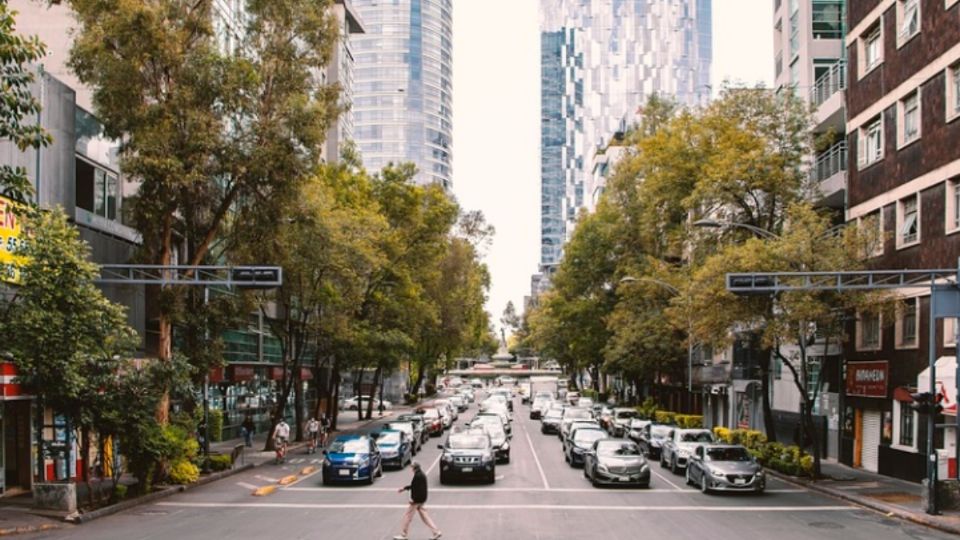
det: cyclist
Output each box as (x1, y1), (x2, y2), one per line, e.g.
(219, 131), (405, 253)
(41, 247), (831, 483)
(274, 419), (290, 464)
(319, 412), (331, 448)
(306, 417), (321, 454)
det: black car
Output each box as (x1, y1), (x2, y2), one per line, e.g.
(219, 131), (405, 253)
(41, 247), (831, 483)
(583, 439), (651, 488)
(438, 429), (497, 484)
(638, 424), (672, 459)
(564, 427), (607, 467)
(541, 409), (563, 434)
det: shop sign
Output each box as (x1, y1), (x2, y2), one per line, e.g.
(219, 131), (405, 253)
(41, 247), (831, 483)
(228, 365), (255, 381)
(846, 361), (888, 398)
(0, 196), (28, 284)
(269, 367), (285, 380)
(208, 367), (225, 384)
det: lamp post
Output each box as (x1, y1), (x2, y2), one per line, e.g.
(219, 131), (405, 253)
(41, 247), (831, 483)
(619, 276), (694, 412)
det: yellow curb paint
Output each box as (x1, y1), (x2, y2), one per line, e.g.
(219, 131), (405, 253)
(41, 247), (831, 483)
(252, 485), (277, 496)
(301, 466), (316, 475)
(278, 475), (298, 485)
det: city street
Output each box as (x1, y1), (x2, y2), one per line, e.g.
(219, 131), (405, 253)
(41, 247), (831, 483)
(18, 395), (954, 540)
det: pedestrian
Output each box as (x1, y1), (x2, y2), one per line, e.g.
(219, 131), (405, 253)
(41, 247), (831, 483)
(395, 461), (441, 540)
(241, 415), (255, 447)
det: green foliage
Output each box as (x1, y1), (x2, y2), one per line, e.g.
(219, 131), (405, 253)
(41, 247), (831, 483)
(674, 415), (703, 429)
(209, 410), (223, 443)
(0, 3), (51, 201)
(636, 398), (657, 419)
(168, 459), (200, 485)
(206, 454), (233, 472)
(711, 428), (810, 477)
(654, 411), (677, 425)
(111, 484), (127, 503)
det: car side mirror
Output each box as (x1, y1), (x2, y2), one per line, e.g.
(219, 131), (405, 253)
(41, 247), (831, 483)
(437, 444), (444, 450)
(322, 449), (328, 455)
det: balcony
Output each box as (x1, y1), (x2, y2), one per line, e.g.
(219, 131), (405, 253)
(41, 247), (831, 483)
(812, 142), (847, 208)
(810, 61), (846, 108)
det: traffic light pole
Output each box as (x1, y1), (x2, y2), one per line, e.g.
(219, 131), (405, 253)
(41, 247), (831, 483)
(927, 292), (938, 515)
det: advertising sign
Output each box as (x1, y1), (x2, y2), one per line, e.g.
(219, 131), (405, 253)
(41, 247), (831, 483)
(846, 360), (889, 398)
(0, 196), (27, 284)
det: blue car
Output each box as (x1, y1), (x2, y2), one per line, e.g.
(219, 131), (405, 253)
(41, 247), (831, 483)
(322, 434), (383, 485)
(376, 429), (413, 469)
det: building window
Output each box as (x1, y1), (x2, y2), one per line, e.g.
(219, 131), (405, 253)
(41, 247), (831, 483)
(898, 402), (915, 447)
(857, 311), (881, 350)
(812, 1), (844, 39)
(859, 24), (883, 77)
(858, 210), (884, 257)
(946, 179), (960, 234)
(947, 63), (960, 122)
(897, 195), (920, 247)
(946, 318), (958, 347)
(898, 90), (921, 147)
(76, 158), (119, 222)
(858, 116), (883, 168)
(897, 0), (920, 46)
(896, 297), (918, 348)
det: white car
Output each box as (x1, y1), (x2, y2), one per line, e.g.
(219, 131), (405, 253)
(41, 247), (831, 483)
(340, 396), (392, 411)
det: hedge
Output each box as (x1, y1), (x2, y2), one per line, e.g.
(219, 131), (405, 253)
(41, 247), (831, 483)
(712, 427), (814, 477)
(649, 410), (703, 428)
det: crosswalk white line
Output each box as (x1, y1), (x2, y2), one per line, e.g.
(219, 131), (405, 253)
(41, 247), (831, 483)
(255, 475), (280, 482)
(157, 502), (853, 512)
(236, 482), (259, 490)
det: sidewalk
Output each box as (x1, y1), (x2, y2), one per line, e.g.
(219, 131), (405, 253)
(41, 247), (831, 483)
(769, 458), (960, 535)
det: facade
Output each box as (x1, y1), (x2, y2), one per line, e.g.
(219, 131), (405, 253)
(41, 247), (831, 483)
(768, 0), (847, 460)
(322, 1), (366, 163)
(537, 0), (712, 273)
(842, 0), (960, 481)
(350, 0), (453, 188)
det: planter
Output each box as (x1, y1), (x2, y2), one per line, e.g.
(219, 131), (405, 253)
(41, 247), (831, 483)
(33, 482), (77, 513)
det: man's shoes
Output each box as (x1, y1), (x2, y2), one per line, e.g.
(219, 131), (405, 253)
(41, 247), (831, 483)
(431, 533), (443, 539)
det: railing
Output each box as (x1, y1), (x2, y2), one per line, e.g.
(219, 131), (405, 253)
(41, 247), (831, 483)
(810, 60), (846, 107)
(812, 141), (847, 183)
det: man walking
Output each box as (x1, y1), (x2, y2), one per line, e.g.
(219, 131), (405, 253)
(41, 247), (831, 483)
(395, 462), (441, 540)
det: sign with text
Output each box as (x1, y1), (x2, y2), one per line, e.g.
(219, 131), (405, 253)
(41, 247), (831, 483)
(846, 361), (889, 398)
(0, 196), (27, 284)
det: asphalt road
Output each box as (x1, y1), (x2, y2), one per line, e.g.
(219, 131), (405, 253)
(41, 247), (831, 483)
(22, 393), (956, 540)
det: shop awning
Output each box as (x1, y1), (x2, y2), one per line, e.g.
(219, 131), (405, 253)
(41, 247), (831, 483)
(893, 386), (915, 403)
(917, 356), (957, 417)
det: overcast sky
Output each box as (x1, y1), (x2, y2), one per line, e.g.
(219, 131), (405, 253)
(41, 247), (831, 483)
(451, 0), (774, 332)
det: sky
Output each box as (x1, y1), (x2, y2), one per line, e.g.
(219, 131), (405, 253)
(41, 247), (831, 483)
(451, 0), (775, 333)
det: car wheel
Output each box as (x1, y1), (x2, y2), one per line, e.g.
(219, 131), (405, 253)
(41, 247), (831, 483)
(700, 475), (710, 494)
(439, 471), (448, 485)
(685, 467), (693, 486)
(504, 453), (510, 464)
(583, 466), (589, 479)
(660, 452), (667, 468)
(671, 457), (679, 475)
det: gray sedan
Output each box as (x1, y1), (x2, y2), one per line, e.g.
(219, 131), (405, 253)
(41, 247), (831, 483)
(583, 439), (651, 488)
(685, 444), (765, 494)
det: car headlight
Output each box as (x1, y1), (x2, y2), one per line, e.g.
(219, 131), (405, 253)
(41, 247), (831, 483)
(597, 464), (609, 473)
(323, 459), (332, 467)
(755, 470), (765, 478)
(482, 452), (494, 462)
(502, 442), (510, 450)
(678, 448), (691, 457)
(640, 463), (649, 473)
(712, 469), (726, 478)
(441, 454), (453, 463)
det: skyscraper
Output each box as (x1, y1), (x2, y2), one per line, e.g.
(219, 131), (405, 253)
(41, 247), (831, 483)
(350, 0), (453, 188)
(538, 0), (712, 271)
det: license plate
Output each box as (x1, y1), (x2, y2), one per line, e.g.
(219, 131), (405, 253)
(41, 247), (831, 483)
(338, 469), (350, 476)
(734, 478), (745, 485)
(462, 467), (473, 473)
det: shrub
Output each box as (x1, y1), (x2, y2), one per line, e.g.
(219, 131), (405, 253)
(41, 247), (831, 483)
(654, 410), (676, 425)
(581, 389), (598, 401)
(636, 398), (657, 420)
(675, 415), (703, 428)
(206, 454), (233, 472)
(209, 410), (224, 443)
(800, 455), (814, 476)
(111, 484), (128, 503)
(168, 459), (200, 484)
(713, 426), (732, 443)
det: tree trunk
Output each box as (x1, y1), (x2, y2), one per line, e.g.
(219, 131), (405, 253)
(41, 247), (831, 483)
(365, 365), (383, 420)
(294, 371), (304, 442)
(759, 348), (777, 442)
(803, 397), (822, 479)
(155, 213), (175, 424)
(355, 368), (364, 422)
(410, 362), (427, 397)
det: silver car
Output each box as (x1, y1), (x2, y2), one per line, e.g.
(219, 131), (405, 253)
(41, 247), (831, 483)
(660, 428), (715, 474)
(685, 444), (765, 494)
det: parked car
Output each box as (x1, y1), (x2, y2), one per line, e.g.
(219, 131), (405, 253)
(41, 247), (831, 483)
(661, 428), (715, 474)
(417, 407), (445, 437)
(541, 409), (563, 434)
(478, 421), (511, 464)
(375, 429), (413, 469)
(559, 407), (594, 441)
(475, 409), (511, 436)
(322, 434), (383, 485)
(578, 397), (594, 409)
(564, 426), (606, 467)
(609, 408), (639, 437)
(449, 395), (468, 412)
(397, 414), (430, 444)
(340, 396), (392, 411)
(385, 421), (421, 455)
(583, 439), (651, 488)
(638, 424), (671, 459)
(626, 419), (652, 444)
(685, 444), (765, 494)
(433, 399), (458, 422)
(438, 429), (496, 484)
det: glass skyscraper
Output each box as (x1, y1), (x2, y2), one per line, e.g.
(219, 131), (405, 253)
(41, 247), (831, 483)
(351, 0), (453, 188)
(539, 0), (712, 270)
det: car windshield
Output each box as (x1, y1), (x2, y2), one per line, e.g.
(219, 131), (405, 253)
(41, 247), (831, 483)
(483, 425), (505, 438)
(681, 431), (714, 443)
(378, 432), (401, 445)
(573, 429), (606, 444)
(449, 436), (488, 450)
(597, 441), (642, 457)
(329, 439), (369, 453)
(422, 409), (440, 419)
(564, 409), (591, 420)
(650, 426), (671, 438)
(545, 411), (562, 419)
(398, 416), (421, 424)
(706, 447), (752, 462)
(616, 410), (637, 419)
(386, 424), (413, 435)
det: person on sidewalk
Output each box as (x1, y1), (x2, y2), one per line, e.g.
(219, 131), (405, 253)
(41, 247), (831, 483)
(241, 415), (255, 447)
(395, 461), (442, 540)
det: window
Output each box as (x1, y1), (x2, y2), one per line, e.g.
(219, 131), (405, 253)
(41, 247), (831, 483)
(947, 63), (960, 122)
(897, 195), (920, 247)
(857, 311), (881, 350)
(858, 116), (883, 168)
(790, 59), (800, 96)
(859, 210), (885, 257)
(946, 318), (958, 347)
(789, 10), (800, 57)
(898, 90), (921, 146)
(946, 179), (960, 234)
(898, 402), (915, 447)
(896, 297), (918, 348)
(75, 158), (119, 221)
(860, 24), (883, 77)
(812, 1), (844, 39)
(897, 0), (920, 45)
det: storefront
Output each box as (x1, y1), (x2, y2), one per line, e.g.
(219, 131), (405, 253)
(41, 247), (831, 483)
(0, 362), (34, 495)
(917, 356), (958, 479)
(843, 360), (888, 473)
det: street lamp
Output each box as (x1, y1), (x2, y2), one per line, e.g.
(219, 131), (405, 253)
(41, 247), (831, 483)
(618, 276), (694, 410)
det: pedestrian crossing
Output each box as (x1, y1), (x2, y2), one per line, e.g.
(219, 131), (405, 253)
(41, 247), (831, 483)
(283, 457), (324, 465)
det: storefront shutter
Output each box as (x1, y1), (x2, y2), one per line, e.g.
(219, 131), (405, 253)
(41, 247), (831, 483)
(862, 410), (882, 472)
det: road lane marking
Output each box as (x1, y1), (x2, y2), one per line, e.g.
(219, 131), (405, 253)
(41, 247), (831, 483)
(158, 502), (852, 512)
(523, 423), (551, 490)
(649, 468), (682, 491)
(285, 487), (682, 493)
(255, 475), (280, 483)
(236, 482), (258, 490)
(425, 451), (443, 475)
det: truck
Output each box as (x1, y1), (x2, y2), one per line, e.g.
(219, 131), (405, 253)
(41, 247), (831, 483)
(529, 376), (559, 402)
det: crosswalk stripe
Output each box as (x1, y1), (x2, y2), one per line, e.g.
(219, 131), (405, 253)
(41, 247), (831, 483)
(157, 502), (853, 512)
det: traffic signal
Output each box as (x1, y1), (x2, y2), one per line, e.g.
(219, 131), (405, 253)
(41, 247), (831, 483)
(910, 391), (945, 415)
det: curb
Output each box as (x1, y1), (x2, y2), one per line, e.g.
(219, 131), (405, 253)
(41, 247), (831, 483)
(191, 463), (255, 488)
(0, 523), (61, 537)
(766, 469), (960, 536)
(68, 485), (183, 524)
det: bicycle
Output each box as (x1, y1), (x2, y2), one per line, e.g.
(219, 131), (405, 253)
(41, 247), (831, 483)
(274, 437), (288, 464)
(306, 431), (319, 454)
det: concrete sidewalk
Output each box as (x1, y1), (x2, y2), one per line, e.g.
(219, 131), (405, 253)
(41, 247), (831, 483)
(769, 458), (960, 535)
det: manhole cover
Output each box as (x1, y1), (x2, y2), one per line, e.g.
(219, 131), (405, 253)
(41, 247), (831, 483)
(808, 522), (845, 530)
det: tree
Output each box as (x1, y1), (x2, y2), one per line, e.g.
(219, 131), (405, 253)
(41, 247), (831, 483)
(66, 0), (342, 420)
(501, 301), (520, 335)
(0, 2), (51, 202)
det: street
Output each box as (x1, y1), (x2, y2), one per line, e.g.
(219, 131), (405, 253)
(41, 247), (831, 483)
(21, 395), (954, 540)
